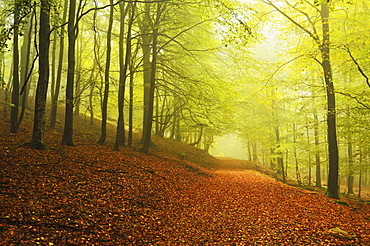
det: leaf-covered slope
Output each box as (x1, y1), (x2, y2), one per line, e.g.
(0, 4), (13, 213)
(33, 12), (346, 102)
(0, 116), (370, 245)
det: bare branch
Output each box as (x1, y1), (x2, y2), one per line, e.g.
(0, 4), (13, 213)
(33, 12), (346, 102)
(336, 91), (370, 109)
(261, 0), (321, 45)
(345, 46), (370, 89)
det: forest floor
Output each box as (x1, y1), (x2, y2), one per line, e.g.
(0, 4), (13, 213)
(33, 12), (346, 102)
(1, 113), (370, 245)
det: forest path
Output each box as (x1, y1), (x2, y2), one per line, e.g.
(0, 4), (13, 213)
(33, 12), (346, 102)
(1, 140), (369, 245)
(157, 159), (370, 245)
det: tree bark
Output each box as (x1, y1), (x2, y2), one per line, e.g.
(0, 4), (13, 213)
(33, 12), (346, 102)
(50, 0), (68, 129)
(127, 47), (136, 147)
(321, 2), (339, 199)
(347, 140), (354, 195)
(142, 2), (165, 153)
(62, 0), (76, 146)
(293, 123), (301, 185)
(115, 2), (136, 150)
(88, 62), (97, 125)
(142, 26), (159, 153)
(30, 0), (50, 150)
(140, 3), (152, 142)
(275, 125), (285, 182)
(97, 0), (114, 145)
(314, 108), (322, 188)
(10, 1), (20, 133)
(16, 13), (33, 130)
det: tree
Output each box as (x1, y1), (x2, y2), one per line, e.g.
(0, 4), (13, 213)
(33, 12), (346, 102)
(97, 0), (114, 145)
(10, 0), (20, 133)
(16, 12), (33, 130)
(62, 0), (77, 146)
(261, 0), (339, 199)
(313, 107), (322, 188)
(320, 1), (339, 199)
(115, 2), (136, 150)
(30, 0), (50, 150)
(141, 1), (165, 153)
(50, 0), (68, 129)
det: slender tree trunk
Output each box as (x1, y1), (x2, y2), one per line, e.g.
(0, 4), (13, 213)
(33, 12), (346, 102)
(88, 62), (97, 125)
(97, 0), (114, 145)
(127, 43), (138, 147)
(30, 0), (50, 150)
(142, 26), (159, 153)
(293, 123), (301, 185)
(321, 2), (339, 199)
(16, 14), (33, 130)
(140, 3), (152, 142)
(155, 87), (160, 135)
(128, 66), (134, 147)
(4, 60), (12, 118)
(314, 108), (322, 188)
(358, 170), (362, 198)
(115, 2), (136, 150)
(347, 140), (354, 195)
(157, 91), (168, 137)
(50, 0), (68, 128)
(252, 142), (258, 162)
(74, 33), (83, 117)
(247, 142), (252, 161)
(50, 29), (57, 118)
(275, 125), (285, 182)
(306, 123), (312, 186)
(10, 1), (20, 133)
(142, 2), (165, 153)
(62, 0), (76, 146)
(175, 113), (181, 142)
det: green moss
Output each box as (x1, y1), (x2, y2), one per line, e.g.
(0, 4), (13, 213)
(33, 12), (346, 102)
(334, 200), (349, 206)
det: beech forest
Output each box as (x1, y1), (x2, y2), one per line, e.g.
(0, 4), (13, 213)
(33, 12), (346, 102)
(1, 0), (370, 244)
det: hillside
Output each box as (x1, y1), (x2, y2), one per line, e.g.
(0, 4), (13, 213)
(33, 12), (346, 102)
(1, 113), (370, 245)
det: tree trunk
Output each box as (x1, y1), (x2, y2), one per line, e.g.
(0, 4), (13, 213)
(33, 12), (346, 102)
(62, 0), (76, 146)
(252, 142), (258, 162)
(306, 123), (312, 186)
(314, 108), (322, 188)
(127, 48), (136, 147)
(293, 123), (301, 185)
(74, 34), (83, 117)
(115, 2), (136, 150)
(358, 170), (362, 198)
(140, 3), (152, 142)
(275, 125), (285, 182)
(10, 0), (20, 133)
(247, 142), (252, 161)
(142, 2), (165, 153)
(347, 140), (354, 195)
(97, 0), (114, 145)
(30, 0), (50, 150)
(16, 13), (33, 130)
(50, 29), (56, 119)
(88, 62), (97, 125)
(142, 26), (159, 153)
(321, 2), (339, 199)
(50, 0), (68, 129)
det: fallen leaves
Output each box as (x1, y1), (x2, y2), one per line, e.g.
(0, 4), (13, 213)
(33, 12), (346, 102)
(0, 119), (370, 245)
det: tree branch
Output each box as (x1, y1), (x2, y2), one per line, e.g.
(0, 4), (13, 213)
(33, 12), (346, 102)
(261, 0), (321, 45)
(345, 46), (370, 89)
(336, 91), (370, 109)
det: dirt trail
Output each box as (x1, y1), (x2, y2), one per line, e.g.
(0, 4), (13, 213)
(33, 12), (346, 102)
(1, 143), (370, 245)
(155, 160), (370, 245)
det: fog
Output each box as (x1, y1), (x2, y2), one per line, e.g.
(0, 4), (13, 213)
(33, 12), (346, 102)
(210, 134), (248, 160)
